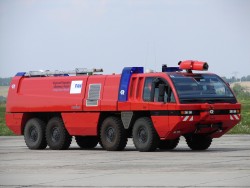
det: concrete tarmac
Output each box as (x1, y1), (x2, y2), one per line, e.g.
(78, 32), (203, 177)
(0, 135), (250, 188)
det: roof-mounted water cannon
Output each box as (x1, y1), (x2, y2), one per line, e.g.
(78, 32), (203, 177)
(178, 60), (208, 73)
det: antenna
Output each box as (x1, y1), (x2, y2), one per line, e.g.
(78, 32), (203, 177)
(154, 42), (157, 72)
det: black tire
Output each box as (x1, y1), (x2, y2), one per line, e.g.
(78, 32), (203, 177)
(75, 136), (98, 149)
(24, 118), (47, 150)
(46, 117), (72, 150)
(100, 116), (128, 151)
(158, 137), (180, 150)
(132, 117), (159, 152)
(186, 135), (212, 150)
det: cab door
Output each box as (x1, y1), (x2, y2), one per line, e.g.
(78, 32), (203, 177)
(146, 77), (176, 138)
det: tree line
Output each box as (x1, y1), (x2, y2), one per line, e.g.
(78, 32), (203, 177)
(221, 75), (250, 83)
(0, 78), (12, 86)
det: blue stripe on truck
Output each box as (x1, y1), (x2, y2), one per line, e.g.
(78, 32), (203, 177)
(118, 67), (144, 102)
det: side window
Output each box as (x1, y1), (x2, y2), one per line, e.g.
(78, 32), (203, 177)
(154, 85), (175, 103)
(143, 77), (154, 101)
(170, 90), (176, 103)
(143, 77), (176, 103)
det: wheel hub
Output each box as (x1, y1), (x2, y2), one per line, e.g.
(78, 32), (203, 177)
(51, 127), (60, 142)
(106, 127), (115, 143)
(138, 128), (147, 143)
(29, 127), (38, 142)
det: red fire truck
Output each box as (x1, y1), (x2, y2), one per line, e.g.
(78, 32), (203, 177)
(5, 61), (241, 152)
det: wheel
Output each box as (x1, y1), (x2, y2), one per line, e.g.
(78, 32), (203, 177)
(186, 135), (212, 150)
(46, 117), (72, 150)
(158, 137), (180, 150)
(100, 116), (128, 151)
(75, 136), (98, 149)
(24, 118), (47, 150)
(132, 117), (159, 152)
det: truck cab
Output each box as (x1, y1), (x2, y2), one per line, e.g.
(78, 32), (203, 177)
(117, 61), (240, 151)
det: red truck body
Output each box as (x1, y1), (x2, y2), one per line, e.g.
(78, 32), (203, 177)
(5, 61), (241, 152)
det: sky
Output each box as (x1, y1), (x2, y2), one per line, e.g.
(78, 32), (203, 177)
(0, 0), (250, 78)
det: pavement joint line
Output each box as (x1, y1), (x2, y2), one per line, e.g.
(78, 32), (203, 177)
(186, 174), (250, 187)
(23, 172), (119, 187)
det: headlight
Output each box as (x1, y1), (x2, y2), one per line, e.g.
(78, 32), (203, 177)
(229, 109), (240, 114)
(181, 110), (193, 115)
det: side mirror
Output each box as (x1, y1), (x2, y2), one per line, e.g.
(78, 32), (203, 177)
(158, 84), (165, 102)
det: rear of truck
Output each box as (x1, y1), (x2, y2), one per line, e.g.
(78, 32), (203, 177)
(5, 70), (124, 151)
(5, 73), (88, 135)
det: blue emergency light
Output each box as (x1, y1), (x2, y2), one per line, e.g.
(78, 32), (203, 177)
(162, 64), (182, 72)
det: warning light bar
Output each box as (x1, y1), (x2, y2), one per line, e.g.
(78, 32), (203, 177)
(21, 68), (103, 77)
(178, 60), (209, 72)
(162, 64), (182, 72)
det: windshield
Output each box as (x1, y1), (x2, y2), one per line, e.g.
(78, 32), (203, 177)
(169, 73), (237, 104)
